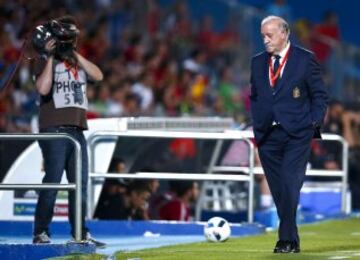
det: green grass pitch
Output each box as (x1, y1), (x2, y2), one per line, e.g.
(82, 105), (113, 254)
(48, 218), (360, 259)
(115, 218), (360, 260)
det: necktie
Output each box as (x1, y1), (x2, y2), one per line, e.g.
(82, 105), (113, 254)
(273, 55), (281, 74)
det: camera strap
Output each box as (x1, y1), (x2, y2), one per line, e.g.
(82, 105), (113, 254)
(0, 40), (27, 93)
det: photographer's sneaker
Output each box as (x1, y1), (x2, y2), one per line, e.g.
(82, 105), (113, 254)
(85, 232), (106, 248)
(68, 232), (106, 248)
(33, 231), (51, 244)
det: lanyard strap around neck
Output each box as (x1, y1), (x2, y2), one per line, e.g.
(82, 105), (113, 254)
(64, 61), (79, 80)
(269, 46), (290, 86)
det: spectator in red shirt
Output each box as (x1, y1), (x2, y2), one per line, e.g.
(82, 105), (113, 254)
(311, 11), (341, 63)
(157, 181), (199, 221)
(146, 0), (161, 38)
(196, 15), (217, 53)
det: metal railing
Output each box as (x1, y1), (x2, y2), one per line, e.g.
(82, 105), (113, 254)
(210, 132), (349, 213)
(87, 129), (349, 223)
(88, 130), (255, 223)
(0, 133), (82, 241)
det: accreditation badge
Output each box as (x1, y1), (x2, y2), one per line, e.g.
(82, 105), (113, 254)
(52, 63), (88, 110)
(293, 87), (300, 98)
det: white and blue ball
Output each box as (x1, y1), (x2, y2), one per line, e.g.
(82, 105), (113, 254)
(204, 217), (231, 242)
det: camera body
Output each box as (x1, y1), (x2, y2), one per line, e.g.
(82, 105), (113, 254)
(32, 19), (79, 57)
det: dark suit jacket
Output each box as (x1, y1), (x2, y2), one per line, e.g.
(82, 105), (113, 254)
(250, 44), (328, 144)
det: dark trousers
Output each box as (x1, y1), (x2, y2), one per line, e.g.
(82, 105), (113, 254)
(34, 126), (89, 238)
(258, 125), (313, 243)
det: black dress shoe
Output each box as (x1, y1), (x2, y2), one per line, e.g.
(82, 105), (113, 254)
(273, 240), (300, 253)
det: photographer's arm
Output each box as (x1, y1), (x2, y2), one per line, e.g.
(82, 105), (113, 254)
(35, 40), (56, 95)
(74, 51), (103, 81)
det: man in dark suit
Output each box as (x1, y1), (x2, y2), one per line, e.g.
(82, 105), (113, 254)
(250, 16), (328, 253)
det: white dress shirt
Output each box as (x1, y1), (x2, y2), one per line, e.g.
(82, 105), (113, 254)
(269, 41), (291, 81)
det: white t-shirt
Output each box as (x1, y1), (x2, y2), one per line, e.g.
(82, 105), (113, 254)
(52, 62), (88, 110)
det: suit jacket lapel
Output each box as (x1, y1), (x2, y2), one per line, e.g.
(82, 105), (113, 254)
(274, 46), (296, 94)
(263, 53), (273, 96)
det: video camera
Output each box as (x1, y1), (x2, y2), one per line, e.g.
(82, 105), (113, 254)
(32, 18), (79, 57)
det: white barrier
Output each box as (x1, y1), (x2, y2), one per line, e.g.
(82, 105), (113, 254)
(210, 132), (349, 213)
(87, 129), (349, 223)
(88, 130), (255, 223)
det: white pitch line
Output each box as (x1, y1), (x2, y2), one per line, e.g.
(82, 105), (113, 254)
(302, 232), (317, 236)
(327, 250), (360, 260)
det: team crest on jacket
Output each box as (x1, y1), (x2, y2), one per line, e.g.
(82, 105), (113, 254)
(293, 87), (300, 98)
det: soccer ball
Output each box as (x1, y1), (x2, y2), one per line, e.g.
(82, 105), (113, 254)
(204, 217), (231, 242)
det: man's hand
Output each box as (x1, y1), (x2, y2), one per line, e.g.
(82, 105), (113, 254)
(312, 121), (321, 129)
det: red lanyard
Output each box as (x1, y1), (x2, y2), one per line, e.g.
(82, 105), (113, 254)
(64, 62), (79, 80)
(269, 47), (290, 86)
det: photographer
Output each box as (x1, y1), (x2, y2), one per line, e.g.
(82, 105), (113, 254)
(342, 109), (360, 210)
(32, 15), (104, 246)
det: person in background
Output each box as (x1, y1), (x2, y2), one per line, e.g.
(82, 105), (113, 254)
(93, 158), (128, 219)
(311, 11), (341, 64)
(340, 106), (360, 210)
(157, 180), (199, 221)
(96, 180), (152, 220)
(221, 138), (273, 209)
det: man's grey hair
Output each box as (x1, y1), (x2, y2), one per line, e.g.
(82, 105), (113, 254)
(261, 15), (290, 38)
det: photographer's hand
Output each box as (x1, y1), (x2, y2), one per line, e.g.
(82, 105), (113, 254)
(44, 39), (56, 56)
(73, 51), (103, 81)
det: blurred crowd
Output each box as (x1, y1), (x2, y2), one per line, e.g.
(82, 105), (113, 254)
(0, 0), (358, 131)
(1, 0), (360, 214)
(0, 0), (247, 133)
